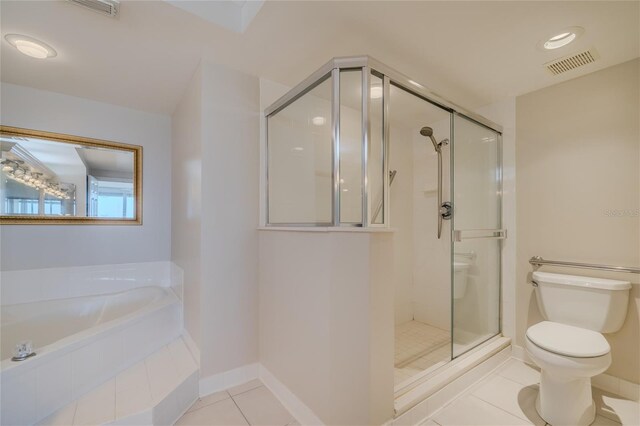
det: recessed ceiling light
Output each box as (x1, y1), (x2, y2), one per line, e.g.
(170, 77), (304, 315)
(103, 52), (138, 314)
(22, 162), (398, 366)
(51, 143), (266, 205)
(370, 86), (383, 99)
(540, 27), (584, 50)
(5, 34), (57, 59)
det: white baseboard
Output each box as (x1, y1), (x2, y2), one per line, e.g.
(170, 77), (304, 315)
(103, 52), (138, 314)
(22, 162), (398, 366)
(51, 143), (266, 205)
(199, 363), (259, 397)
(181, 329), (200, 366)
(592, 373), (640, 402)
(512, 344), (639, 402)
(510, 344), (532, 364)
(259, 364), (324, 426)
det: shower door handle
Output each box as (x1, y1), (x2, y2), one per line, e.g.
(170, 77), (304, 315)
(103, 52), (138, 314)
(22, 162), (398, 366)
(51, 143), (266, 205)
(453, 229), (507, 242)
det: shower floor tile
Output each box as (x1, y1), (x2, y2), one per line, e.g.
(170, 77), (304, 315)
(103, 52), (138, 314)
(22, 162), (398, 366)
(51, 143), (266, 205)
(395, 320), (451, 386)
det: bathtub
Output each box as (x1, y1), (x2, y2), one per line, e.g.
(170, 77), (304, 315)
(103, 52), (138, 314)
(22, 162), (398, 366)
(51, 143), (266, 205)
(0, 285), (182, 425)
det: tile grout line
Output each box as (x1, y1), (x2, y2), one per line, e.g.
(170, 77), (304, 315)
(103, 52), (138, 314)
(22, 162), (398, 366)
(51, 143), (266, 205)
(467, 394), (536, 425)
(230, 383), (264, 398)
(423, 357), (514, 424)
(468, 367), (542, 425)
(184, 391), (232, 416)
(230, 393), (252, 426)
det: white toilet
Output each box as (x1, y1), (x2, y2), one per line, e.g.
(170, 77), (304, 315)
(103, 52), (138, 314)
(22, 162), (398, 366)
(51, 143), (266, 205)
(453, 261), (470, 299)
(525, 271), (631, 426)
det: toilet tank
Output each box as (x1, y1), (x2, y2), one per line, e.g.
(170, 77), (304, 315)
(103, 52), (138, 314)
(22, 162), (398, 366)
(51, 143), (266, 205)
(532, 271), (631, 333)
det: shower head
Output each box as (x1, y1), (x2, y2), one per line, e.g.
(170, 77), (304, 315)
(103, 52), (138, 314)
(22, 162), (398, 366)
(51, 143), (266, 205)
(419, 127), (433, 137)
(420, 126), (440, 152)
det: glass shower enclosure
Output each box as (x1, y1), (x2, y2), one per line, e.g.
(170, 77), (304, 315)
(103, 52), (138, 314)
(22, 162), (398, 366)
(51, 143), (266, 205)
(264, 56), (505, 389)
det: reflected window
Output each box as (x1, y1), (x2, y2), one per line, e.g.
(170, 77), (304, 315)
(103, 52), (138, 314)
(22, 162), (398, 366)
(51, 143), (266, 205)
(5, 197), (38, 215)
(88, 177), (134, 219)
(44, 198), (63, 215)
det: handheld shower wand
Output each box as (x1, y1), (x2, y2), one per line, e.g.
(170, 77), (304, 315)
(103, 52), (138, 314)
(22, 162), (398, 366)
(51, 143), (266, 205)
(420, 127), (450, 239)
(420, 126), (442, 153)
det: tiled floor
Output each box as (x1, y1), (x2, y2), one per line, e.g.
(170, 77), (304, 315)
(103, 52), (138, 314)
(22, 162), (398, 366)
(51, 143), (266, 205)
(395, 321), (451, 386)
(176, 379), (299, 426)
(421, 358), (640, 426)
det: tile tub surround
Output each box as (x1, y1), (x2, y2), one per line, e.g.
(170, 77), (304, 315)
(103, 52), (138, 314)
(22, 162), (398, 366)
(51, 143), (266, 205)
(1, 297), (181, 425)
(37, 338), (199, 426)
(0, 263), (184, 425)
(1, 261), (183, 306)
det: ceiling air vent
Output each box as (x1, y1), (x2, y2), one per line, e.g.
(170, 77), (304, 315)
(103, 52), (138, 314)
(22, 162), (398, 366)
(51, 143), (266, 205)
(67, 0), (119, 17)
(545, 48), (600, 76)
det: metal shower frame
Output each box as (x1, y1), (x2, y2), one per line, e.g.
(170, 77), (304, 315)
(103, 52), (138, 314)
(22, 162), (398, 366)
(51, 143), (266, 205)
(264, 55), (504, 228)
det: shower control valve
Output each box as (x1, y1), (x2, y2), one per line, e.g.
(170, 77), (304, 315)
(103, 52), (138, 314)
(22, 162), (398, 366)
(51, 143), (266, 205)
(440, 202), (452, 220)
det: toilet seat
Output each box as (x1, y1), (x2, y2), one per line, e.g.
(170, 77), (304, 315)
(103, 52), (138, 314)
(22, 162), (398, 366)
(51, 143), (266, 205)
(526, 321), (610, 358)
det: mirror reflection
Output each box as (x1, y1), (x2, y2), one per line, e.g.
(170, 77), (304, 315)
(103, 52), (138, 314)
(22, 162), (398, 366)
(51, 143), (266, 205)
(0, 127), (140, 222)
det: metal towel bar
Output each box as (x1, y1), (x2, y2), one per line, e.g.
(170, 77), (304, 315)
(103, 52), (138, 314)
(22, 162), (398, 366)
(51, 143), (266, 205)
(453, 229), (507, 242)
(529, 256), (640, 274)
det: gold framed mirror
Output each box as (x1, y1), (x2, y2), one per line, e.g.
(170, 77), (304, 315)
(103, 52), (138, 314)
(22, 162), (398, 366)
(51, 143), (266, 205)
(0, 126), (142, 225)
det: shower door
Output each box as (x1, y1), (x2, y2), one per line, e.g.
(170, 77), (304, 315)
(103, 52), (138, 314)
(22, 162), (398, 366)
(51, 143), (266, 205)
(451, 113), (502, 358)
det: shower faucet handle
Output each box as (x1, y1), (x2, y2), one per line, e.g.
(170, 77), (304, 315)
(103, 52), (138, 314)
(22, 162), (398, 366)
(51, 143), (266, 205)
(440, 202), (452, 220)
(12, 340), (36, 362)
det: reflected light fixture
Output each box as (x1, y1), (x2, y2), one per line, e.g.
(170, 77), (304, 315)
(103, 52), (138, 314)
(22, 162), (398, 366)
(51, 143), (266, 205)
(1, 160), (17, 172)
(370, 86), (383, 99)
(311, 116), (326, 126)
(541, 27), (583, 50)
(5, 34), (57, 59)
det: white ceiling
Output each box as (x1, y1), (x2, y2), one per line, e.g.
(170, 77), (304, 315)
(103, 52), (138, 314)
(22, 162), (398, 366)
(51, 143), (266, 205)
(164, 0), (264, 33)
(77, 147), (133, 176)
(1, 1), (638, 115)
(18, 138), (86, 180)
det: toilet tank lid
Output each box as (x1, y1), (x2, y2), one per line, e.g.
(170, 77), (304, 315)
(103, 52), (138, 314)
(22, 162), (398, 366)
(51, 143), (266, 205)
(532, 271), (631, 291)
(526, 321), (610, 358)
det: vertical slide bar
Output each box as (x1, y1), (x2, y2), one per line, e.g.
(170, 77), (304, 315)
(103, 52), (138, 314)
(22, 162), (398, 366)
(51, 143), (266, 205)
(362, 67), (370, 226)
(496, 131), (504, 334)
(331, 68), (341, 226)
(382, 75), (391, 226)
(264, 114), (270, 225)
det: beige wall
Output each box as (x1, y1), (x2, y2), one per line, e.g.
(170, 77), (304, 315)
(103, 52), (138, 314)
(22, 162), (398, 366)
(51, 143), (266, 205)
(0, 83), (172, 271)
(171, 61), (260, 377)
(172, 66), (203, 349)
(259, 230), (395, 425)
(516, 59), (640, 383)
(200, 61), (260, 376)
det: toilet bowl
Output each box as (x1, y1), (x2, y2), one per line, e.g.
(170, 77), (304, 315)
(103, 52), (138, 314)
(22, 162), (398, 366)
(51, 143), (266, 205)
(526, 272), (631, 426)
(453, 261), (470, 299)
(525, 321), (611, 426)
